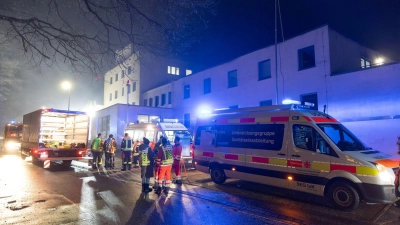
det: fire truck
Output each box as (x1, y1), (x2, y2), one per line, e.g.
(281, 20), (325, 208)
(20, 108), (90, 168)
(3, 121), (23, 149)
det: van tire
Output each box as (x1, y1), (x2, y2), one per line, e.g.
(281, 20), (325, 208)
(210, 166), (226, 184)
(328, 182), (360, 211)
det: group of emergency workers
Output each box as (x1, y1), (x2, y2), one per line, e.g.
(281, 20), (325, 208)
(91, 132), (183, 195)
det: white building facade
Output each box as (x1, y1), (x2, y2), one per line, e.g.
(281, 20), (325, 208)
(141, 25), (400, 154)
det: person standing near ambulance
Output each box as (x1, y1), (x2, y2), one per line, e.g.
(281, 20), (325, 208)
(91, 133), (102, 169)
(139, 137), (154, 193)
(104, 134), (116, 169)
(172, 136), (183, 184)
(121, 133), (133, 171)
(155, 137), (173, 194)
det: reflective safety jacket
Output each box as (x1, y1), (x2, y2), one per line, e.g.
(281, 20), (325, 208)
(139, 144), (153, 167)
(157, 144), (173, 165)
(91, 137), (102, 152)
(121, 136), (133, 151)
(172, 143), (182, 161)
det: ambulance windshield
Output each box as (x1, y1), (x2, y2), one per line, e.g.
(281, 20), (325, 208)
(164, 130), (191, 143)
(317, 124), (371, 151)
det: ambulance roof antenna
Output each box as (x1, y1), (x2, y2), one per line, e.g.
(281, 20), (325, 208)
(323, 104), (326, 114)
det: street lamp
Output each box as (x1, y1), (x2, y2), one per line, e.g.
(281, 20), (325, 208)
(61, 81), (71, 111)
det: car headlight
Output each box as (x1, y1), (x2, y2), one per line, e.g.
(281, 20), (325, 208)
(376, 163), (393, 185)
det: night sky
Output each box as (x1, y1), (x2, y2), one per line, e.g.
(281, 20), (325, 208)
(1, 0), (399, 128)
(190, 0), (400, 66)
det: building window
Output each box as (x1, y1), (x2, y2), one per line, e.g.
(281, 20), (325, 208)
(127, 84), (131, 94)
(144, 99), (148, 106)
(184, 85), (190, 99)
(110, 77), (113, 85)
(260, 100), (272, 106)
(161, 94), (166, 106)
(155, 96), (159, 107)
(229, 105), (238, 109)
(121, 70), (125, 78)
(109, 93), (112, 101)
(132, 82), (136, 92)
(186, 69), (192, 76)
(168, 66), (179, 75)
(184, 113), (190, 128)
(114, 90), (118, 99)
(97, 115), (110, 139)
(149, 98), (153, 107)
(301, 93), (318, 110)
(361, 58), (371, 68)
(204, 78), (211, 94)
(128, 66), (132, 74)
(168, 92), (172, 104)
(122, 87), (124, 96)
(115, 73), (118, 82)
(258, 59), (271, 80)
(298, 45), (315, 70)
(228, 70), (238, 88)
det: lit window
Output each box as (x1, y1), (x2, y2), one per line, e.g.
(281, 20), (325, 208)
(361, 58), (371, 68)
(186, 70), (192, 76)
(168, 66), (179, 75)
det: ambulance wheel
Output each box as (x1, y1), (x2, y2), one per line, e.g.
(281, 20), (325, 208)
(328, 182), (360, 211)
(210, 166), (226, 184)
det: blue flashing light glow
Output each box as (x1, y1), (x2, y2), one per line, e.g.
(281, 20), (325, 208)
(282, 99), (301, 105)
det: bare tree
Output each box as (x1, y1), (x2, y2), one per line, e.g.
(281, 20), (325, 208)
(0, 0), (217, 81)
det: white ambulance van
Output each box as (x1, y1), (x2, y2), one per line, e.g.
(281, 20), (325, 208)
(125, 119), (193, 164)
(193, 104), (398, 211)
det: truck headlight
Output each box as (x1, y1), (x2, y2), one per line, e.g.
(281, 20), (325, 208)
(376, 163), (393, 185)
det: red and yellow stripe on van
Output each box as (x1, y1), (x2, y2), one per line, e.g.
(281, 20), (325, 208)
(196, 151), (378, 176)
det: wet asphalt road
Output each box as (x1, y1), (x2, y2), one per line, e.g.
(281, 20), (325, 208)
(1, 147), (400, 225)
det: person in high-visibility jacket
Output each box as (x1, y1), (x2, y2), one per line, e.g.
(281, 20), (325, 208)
(121, 133), (133, 171)
(91, 133), (102, 169)
(155, 137), (173, 194)
(172, 136), (183, 184)
(139, 137), (154, 193)
(133, 140), (140, 168)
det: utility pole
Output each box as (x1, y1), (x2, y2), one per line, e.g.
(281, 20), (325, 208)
(275, 0), (279, 105)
